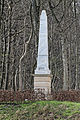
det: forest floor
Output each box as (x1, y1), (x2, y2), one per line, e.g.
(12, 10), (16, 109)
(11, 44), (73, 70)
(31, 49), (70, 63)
(0, 101), (80, 120)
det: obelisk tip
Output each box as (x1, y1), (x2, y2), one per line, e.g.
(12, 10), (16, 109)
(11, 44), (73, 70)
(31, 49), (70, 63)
(41, 10), (46, 16)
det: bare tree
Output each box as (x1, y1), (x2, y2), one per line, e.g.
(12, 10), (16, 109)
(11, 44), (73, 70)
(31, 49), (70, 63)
(4, 0), (13, 90)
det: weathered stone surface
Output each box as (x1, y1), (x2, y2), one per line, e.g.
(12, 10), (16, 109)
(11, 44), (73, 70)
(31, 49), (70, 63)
(34, 76), (51, 94)
(35, 10), (50, 74)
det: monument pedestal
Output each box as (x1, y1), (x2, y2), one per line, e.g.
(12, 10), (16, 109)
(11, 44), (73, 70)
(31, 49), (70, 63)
(34, 74), (52, 94)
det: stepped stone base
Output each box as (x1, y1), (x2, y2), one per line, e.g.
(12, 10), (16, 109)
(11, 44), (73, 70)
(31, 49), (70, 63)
(34, 74), (52, 94)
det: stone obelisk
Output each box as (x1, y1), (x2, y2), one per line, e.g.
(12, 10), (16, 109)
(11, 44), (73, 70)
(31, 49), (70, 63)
(34, 10), (52, 94)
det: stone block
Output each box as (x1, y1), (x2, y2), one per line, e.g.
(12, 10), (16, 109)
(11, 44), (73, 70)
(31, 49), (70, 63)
(34, 75), (51, 94)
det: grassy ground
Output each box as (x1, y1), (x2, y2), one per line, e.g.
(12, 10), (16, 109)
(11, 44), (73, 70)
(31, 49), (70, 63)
(0, 101), (80, 120)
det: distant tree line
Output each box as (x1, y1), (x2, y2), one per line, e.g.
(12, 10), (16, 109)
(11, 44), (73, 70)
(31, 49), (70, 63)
(0, 0), (80, 91)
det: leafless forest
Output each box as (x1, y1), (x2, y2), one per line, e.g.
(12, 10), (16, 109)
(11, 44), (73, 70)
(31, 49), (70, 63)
(0, 0), (80, 91)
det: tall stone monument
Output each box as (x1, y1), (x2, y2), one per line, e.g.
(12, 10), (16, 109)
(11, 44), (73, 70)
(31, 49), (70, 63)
(34, 10), (52, 94)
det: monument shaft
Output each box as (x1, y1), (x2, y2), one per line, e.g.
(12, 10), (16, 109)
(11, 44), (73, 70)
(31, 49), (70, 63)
(35, 10), (50, 74)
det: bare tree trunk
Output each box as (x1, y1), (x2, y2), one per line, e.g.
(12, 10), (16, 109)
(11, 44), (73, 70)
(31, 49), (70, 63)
(0, 0), (2, 87)
(68, 37), (72, 89)
(4, 1), (12, 90)
(11, 35), (16, 91)
(0, 22), (7, 89)
(75, 44), (78, 89)
(68, 7), (72, 90)
(0, 0), (1, 26)
(75, 27), (78, 89)
(74, 0), (79, 90)
(15, 68), (18, 91)
(61, 35), (68, 90)
(61, 0), (69, 90)
(0, 0), (6, 89)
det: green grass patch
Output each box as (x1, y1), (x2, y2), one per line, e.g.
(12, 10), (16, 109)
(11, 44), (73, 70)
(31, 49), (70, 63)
(0, 101), (80, 120)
